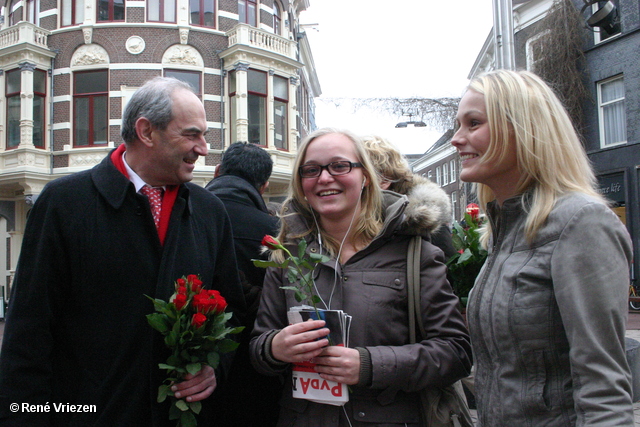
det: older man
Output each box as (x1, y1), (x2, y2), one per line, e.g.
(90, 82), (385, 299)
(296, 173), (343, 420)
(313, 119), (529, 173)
(0, 77), (244, 426)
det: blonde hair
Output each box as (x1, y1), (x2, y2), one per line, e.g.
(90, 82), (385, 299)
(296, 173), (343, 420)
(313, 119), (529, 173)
(468, 70), (603, 243)
(362, 135), (415, 194)
(274, 128), (383, 261)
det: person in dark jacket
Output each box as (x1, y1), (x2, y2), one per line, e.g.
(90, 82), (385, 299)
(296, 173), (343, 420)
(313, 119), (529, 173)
(0, 76), (244, 426)
(362, 135), (457, 261)
(206, 142), (282, 426)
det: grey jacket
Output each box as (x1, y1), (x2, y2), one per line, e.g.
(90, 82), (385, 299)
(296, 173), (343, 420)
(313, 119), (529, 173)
(469, 192), (633, 426)
(250, 191), (472, 426)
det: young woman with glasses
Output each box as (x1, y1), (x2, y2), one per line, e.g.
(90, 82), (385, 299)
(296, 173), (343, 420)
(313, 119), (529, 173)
(250, 128), (472, 426)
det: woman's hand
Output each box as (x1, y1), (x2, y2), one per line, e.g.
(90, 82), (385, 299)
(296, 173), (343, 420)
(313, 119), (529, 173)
(313, 346), (361, 385)
(172, 365), (216, 402)
(271, 320), (329, 363)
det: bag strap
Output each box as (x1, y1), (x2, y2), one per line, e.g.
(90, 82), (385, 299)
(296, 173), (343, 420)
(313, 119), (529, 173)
(407, 235), (425, 343)
(407, 235), (471, 427)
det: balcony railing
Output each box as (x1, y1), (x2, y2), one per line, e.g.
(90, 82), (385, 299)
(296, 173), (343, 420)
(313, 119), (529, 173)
(226, 24), (296, 60)
(0, 22), (50, 50)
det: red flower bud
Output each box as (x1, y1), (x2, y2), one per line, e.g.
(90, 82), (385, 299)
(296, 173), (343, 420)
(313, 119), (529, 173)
(172, 293), (187, 311)
(191, 312), (207, 329)
(466, 203), (480, 220)
(261, 235), (283, 250)
(188, 275), (203, 293)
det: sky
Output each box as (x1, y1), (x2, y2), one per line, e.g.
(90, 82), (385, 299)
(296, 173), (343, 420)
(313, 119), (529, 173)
(299, 0), (494, 154)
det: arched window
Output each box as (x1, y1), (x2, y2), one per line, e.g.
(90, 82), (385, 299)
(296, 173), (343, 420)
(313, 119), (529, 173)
(273, 1), (281, 35)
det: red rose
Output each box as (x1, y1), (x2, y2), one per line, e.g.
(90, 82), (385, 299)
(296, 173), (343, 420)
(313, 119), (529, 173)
(172, 293), (187, 311)
(466, 203), (480, 221)
(212, 293), (228, 314)
(176, 278), (186, 288)
(261, 235), (282, 250)
(177, 285), (187, 295)
(191, 312), (207, 329)
(188, 275), (203, 293)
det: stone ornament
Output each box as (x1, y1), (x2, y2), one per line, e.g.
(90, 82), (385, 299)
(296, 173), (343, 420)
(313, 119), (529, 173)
(126, 36), (146, 55)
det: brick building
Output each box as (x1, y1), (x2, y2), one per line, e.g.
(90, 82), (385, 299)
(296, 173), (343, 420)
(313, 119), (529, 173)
(0, 0), (320, 300)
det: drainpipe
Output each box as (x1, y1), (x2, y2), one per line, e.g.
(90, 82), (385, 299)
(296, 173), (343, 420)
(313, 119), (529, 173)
(49, 49), (59, 176)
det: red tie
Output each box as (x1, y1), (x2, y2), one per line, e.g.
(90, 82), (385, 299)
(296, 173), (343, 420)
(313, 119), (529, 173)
(140, 185), (164, 229)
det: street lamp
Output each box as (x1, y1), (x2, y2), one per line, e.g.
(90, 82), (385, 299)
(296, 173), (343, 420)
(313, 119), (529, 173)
(395, 112), (427, 128)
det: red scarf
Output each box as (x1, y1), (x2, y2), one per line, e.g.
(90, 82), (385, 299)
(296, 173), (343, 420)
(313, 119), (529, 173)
(111, 144), (178, 245)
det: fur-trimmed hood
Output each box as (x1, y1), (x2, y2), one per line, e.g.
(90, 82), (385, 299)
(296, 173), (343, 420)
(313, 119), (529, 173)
(393, 174), (452, 237)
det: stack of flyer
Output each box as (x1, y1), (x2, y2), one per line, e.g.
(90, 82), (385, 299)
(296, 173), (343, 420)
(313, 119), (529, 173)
(287, 306), (352, 406)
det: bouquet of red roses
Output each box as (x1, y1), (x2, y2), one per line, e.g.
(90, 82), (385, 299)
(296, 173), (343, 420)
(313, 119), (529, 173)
(146, 274), (242, 427)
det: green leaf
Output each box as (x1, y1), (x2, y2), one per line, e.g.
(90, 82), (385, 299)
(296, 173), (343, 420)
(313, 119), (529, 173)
(175, 399), (189, 411)
(216, 338), (240, 353)
(294, 290), (306, 302)
(458, 248), (473, 264)
(310, 295), (322, 304)
(186, 362), (201, 376)
(189, 400), (202, 415)
(252, 259), (282, 268)
(298, 239), (308, 258)
(158, 363), (177, 371)
(157, 384), (171, 403)
(207, 351), (220, 368)
(180, 410), (198, 427)
(146, 313), (170, 333)
(280, 285), (299, 293)
(309, 253), (330, 263)
(286, 268), (300, 284)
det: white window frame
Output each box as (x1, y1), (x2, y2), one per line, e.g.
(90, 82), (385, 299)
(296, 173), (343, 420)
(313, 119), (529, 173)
(525, 30), (550, 73)
(442, 163), (449, 185)
(597, 75), (626, 148)
(451, 191), (457, 223)
(427, 170), (433, 180)
(436, 166), (441, 186)
(449, 159), (457, 183)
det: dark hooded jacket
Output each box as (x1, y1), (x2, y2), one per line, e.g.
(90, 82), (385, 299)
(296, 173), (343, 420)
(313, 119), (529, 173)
(250, 190), (472, 426)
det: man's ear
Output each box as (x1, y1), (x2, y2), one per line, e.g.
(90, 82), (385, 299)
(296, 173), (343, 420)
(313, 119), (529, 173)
(259, 181), (269, 195)
(135, 117), (155, 148)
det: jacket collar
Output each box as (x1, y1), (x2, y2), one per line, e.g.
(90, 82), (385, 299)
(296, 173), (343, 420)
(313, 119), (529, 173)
(206, 174), (269, 213)
(91, 148), (192, 214)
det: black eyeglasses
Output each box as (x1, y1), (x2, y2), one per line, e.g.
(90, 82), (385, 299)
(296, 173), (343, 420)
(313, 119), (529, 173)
(298, 161), (363, 178)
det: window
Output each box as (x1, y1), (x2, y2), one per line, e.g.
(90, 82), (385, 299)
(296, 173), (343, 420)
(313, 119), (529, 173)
(74, 70), (108, 147)
(165, 69), (201, 96)
(591, 0), (621, 43)
(247, 69), (266, 145)
(238, 0), (256, 26)
(6, 70), (21, 149)
(61, 0), (84, 26)
(436, 166), (441, 186)
(273, 1), (281, 35)
(442, 163), (449, 185)
(273, 75), (288, 150)
(6, 69), (46, 149)
(525, 30), (550, 73)
(450, 159), (457, 183)
(597, 75), (626, 147)
(32, 69), (46, 149)
(97, 0), (124, 21)
(451, 192), (457, 223)
(190, 0), (215, 27)
(427, 170), (432, 180)
(26, 0), (39, 24)
(148, 0), (176, 23)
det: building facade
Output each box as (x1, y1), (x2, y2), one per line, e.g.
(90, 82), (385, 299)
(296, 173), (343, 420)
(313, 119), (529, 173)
(0, 0), (321, 301)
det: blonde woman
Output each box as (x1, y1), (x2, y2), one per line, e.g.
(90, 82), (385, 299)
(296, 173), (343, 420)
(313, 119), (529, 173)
(452, 69), (633, 425)
(251, 128), (472, 426)
(362, 135), (457, 261)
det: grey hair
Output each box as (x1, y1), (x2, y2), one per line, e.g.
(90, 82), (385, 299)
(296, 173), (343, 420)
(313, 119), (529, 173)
(120, 76), (196, 144)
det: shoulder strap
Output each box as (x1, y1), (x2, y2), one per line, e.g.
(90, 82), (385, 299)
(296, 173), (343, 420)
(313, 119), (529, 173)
(407, 235), (425, 343)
